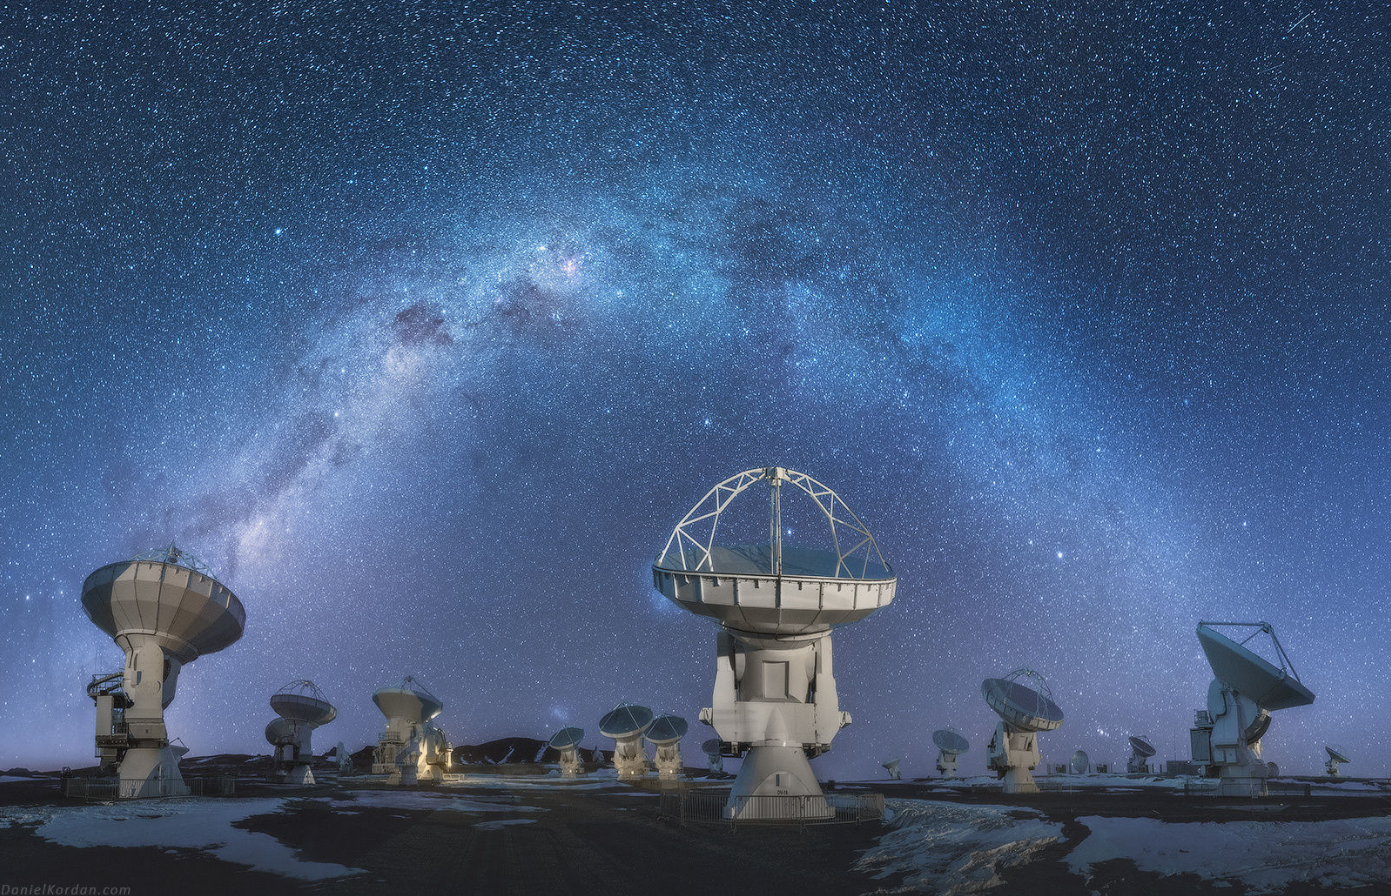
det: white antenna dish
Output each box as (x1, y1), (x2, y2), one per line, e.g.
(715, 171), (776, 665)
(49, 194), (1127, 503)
(882, 758), (902, 780)
(548, 726), (586, 777)
(371, 676), (450, 784)
(932, 729), (969, 778)
(335, 740), (351, 774)
(1126, 735), (1156, 774)
(1070, 749), (1090, 775)
(1325, 744), (1350, 776)
(81, 545), (246, 798)
(599, 703), (653, 780)
(1190, 621), (1315, 797)
(653, 467), (896, 820)
(267, 680), (336, 785)
(647, 715), (689, 780)
(701, 738), (725, 776)
(983, 669), (1063, 793)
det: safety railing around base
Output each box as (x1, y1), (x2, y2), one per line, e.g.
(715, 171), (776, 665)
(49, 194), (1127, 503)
(660, 790), (885, 827)
(63, 775), (237, 800)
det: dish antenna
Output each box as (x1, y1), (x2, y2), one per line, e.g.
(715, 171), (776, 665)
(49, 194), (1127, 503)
(599, 703), (653, 779)
(548, 726), (586, 777)
(932, 729), (969, 778)
(1325, 744), (1350, 777)
(372, 676), (451, 784)
(1127, 735), (1156, 774)
(1069, 749), (1090, 775)
(982, 669), (1064, 794)
(266, 680), (336, 785)
(1189, 622), (1314, 797)
(882, 758), (902, 780)
(701, 738), (725, 776)
(647, 715), (689, 780)
(653, 467), (896, 819)
(81, 545), (245, 798)
(335, 741), (352, 774)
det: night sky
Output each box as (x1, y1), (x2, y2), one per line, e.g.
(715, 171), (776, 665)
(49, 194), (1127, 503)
(2, 2), (1388, 780)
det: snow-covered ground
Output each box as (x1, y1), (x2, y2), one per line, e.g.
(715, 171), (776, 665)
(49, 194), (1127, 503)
(858, 798), (1391, 894)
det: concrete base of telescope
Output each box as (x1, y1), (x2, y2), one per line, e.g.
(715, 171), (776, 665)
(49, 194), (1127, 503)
(117, 745), (190, 799)
(1216, 772), (1268, 798)
(284, 764), (316, 786)
(724, 745), (832, 820)
(1000, 767), (1040, 794)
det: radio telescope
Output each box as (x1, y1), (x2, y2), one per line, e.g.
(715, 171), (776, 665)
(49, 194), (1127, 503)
(983, 669), (1064, 794)
(1070, 749), (1090, 775)
(1325, 745), (1350, 777)
(1127, 735), (1156, 774)
(933, 729), (969, 778)
(647, 714), (689, 780)
(600, 703), (653, 779)
(882, 758), (902, 780)
(372, 676), (452, 784)
(548, 726), (585, 777)
(82, 545), (245, 798)
(702, 738), (725, 776)
(1188, 622), (1315, 797)
(266, 680), (336, 784)
(653, 467), (896, 820)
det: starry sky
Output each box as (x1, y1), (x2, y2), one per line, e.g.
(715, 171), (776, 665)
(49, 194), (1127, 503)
(1, 2), (1387, 779)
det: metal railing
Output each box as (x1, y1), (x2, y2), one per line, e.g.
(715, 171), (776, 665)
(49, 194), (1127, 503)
(63, 775), (237, 801)
(660, 790), (885, 828)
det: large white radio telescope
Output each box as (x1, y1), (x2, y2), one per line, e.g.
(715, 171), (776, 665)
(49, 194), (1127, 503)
(266, 680), (336, 785)
(653, 466), (896, 820)
(1127, 735), (1156, 774)
(1189, 621), (1314, 797)
(82, 545), (245, 798)
(983, 669), (1064, 794)
(647, 714), (689, 780)
(600, 703), (654, 779)
(548, 726), (586, 777)
(932, 729), (969, 778)
(372, 676), (452, 784)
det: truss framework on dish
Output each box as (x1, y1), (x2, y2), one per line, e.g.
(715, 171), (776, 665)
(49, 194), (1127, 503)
(653, 466), (897, 820)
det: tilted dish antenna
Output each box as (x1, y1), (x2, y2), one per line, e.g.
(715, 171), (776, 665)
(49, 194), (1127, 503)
(932, 729), (969, 778)
(1126, 735), (1156, 774)
(701, 737), (725, 776)
(548, 726), (586, 777)
(1189, 621), (1314, 797)
(1070, 749), (1090, 775)
(372, 676), (450, 784)
(882, 758), (902, 780)
(982, 669), (1064, 794)
(267, 680), (336, 785)
(653, 467), (896, 820)
(1325, 744), (1350, 777)
(646, 714), (689, 780)
(81, 544), (245, 798)
(599, 703), (653, 780)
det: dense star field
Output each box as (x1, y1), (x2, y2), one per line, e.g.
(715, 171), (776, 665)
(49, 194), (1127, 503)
(1, 2), (1387, 778)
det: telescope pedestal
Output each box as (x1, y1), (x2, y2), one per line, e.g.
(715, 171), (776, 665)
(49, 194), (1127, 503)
(987, 721), (1040, 794)
(725, 744), (831, 820)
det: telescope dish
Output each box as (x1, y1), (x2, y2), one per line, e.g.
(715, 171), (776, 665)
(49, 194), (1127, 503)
(373, 675), (443, 723)
(599, 703), (654, 740)
(932, 729), (969, 754)
(1266, 761), (1279, 777)
(882, 758), (902, 780)
(271, 680), (337, 727)
(548, 727), (585, 750)
(652, 467), (896, 636)
(1128, 735), (1156, 758)
(1326, 744), (1351, 764)
(1197, 622), (1314, 710)
(646, 714), (688, 746)
(1070, 750), (1090, 775)
(701, 738), (721, 757)
(983, 671), (1064, 732)
(265, 717), (301, 745)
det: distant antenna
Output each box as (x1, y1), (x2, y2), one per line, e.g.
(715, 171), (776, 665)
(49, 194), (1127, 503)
(932, 729), (969, 778)
(1325, 744), (1351, 777)
(336, 741), (351, 774)
(599, 703), (653, 780)
(881, 758), (902, 781)
(1189, 622), (1314, 797)
(266, 680), (337, 785)
(1069, 749), (1090, 775)
(647, 715), (689, 781)
(982, 669), (1064, 794)
(548, 727), (586, 777)
(1127, 735), (1156, 775)
(701, 738), (725, 776)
